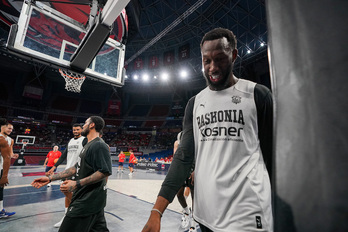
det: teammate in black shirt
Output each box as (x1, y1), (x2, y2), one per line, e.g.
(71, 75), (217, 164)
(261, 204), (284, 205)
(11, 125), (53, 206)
(32, 116), (112, 231)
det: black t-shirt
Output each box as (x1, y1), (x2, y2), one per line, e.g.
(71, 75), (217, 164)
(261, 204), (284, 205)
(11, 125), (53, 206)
(67, 137), (112, 217)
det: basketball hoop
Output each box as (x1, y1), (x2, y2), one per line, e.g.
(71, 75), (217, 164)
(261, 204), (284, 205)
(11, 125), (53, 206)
(59, 69), (86, 93)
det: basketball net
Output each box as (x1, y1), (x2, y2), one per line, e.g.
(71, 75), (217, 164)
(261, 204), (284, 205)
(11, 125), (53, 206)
(59, 69), (86, 93)
(22, 141), (28, 150)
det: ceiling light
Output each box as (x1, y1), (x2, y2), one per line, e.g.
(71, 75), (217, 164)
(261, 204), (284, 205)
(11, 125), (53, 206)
(180, 70), (188, 78)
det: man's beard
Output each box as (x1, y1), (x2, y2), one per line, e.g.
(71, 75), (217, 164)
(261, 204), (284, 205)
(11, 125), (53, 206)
(74, 133), (81, 138)
(81, 128), (89, 137)
(205, 66), (233, 90)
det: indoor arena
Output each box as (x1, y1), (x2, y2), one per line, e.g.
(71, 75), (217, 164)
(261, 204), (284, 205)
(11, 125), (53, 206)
(0, 0), (347, 232)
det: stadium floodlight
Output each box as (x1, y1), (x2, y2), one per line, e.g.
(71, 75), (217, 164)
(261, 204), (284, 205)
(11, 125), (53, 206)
(161, 72), (169, 81)
(142, 73), (149, 81)
(133, 74), (139, 80)
(260, 42), (265, 47)
(180, 69), (188, 78)
(247, 50), (252, 54)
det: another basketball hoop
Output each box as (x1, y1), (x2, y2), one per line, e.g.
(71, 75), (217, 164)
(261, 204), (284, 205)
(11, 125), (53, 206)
(22, 141), (28, 149)
(59, 69), (86, 93)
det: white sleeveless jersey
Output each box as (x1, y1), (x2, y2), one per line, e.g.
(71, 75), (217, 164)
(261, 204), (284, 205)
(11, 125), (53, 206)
(192, 79), (273, 231)
(65, 136), (85, 169)
(0, 134), (12, 170)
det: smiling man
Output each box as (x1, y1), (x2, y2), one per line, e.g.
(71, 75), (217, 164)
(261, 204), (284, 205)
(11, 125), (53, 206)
(142, 28), (273, 232)
(0, 119), (18, 218)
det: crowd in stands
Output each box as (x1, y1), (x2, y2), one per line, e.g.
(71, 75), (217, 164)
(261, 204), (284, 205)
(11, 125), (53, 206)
(152, 132), (177, 149)
(111, 132), (152, 149)
(8, 122), (178, 159)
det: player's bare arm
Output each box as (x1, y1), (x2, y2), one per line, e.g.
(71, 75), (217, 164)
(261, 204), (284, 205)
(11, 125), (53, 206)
(9, 139), (18, 159)
(31, 166), (77, 188)
(60, 170), (109, 193)
(43, 158), (48, 167)
(142, 196), (170, 232)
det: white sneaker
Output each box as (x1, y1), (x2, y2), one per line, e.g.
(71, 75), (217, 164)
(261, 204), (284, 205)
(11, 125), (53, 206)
(128, 172), (132, 176)
(54, 216), (64, 228)
(180, 210), (190, 229)
(47, 183), (51, 187)
(189, 218), (198, 232)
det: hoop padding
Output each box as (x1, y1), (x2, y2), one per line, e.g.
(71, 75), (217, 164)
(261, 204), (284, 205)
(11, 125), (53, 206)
(59, 69), (86, 93)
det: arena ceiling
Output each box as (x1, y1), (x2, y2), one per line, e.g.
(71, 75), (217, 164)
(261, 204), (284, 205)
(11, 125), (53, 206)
(0, 0), (268, 88)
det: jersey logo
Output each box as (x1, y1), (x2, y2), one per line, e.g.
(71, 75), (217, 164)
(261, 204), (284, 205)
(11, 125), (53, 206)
(232, 96), (241, 104)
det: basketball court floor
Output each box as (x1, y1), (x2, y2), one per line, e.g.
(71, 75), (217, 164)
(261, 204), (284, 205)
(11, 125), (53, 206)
(0, 164), (200, 232)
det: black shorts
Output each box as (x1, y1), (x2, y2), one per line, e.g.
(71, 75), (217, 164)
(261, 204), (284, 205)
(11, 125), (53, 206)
(118, 162), (124, 166)
(59, 209), (109, 232)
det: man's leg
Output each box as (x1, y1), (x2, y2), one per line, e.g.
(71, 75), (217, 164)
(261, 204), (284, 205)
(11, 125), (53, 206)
(54, 191), (72, 227)
(90, 209), (109, 232)
(177, 186), (190, 229)
(0, 170), (15, 218)
(59, 214), (95, 232)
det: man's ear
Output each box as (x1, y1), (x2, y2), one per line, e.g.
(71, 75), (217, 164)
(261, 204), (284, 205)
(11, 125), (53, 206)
(232, 49), (238, 62)
(89, 122), (95, 130)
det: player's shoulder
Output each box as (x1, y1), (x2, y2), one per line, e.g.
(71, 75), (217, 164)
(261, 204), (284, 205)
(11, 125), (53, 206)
(255, 83), (271, 95)
(92, 137), (109, 148)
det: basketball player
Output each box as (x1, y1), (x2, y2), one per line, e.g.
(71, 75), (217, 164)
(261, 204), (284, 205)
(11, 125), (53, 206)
(31, 116), (112, 232)
(0, 119), (18, 218)
(128, 150), (137, 176)
(46, 124), (87, 228)
(43, 145), (61, 187)
(142, 28), (273, 232)
(117, 151), (125, 173)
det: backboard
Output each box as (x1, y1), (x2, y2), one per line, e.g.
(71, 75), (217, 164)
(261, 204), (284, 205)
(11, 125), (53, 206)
(6, 1), (126, 87)
(15, 135), (35, 145)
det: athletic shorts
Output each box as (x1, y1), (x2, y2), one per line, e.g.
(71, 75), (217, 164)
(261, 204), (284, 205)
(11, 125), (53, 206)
(59, 209), (109, 232)
(128, 163), (134, 168)
(118, 162), (124, 166)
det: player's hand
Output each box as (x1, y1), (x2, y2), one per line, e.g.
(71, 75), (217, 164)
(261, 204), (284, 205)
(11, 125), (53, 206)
(45, 166), (56, 176)
(60, 180), (77, 193)
(0, 176), (9, 187)
(31, 177), (50, 188)
(11, 153), (19, 159)
(142, 211), (161, 232)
